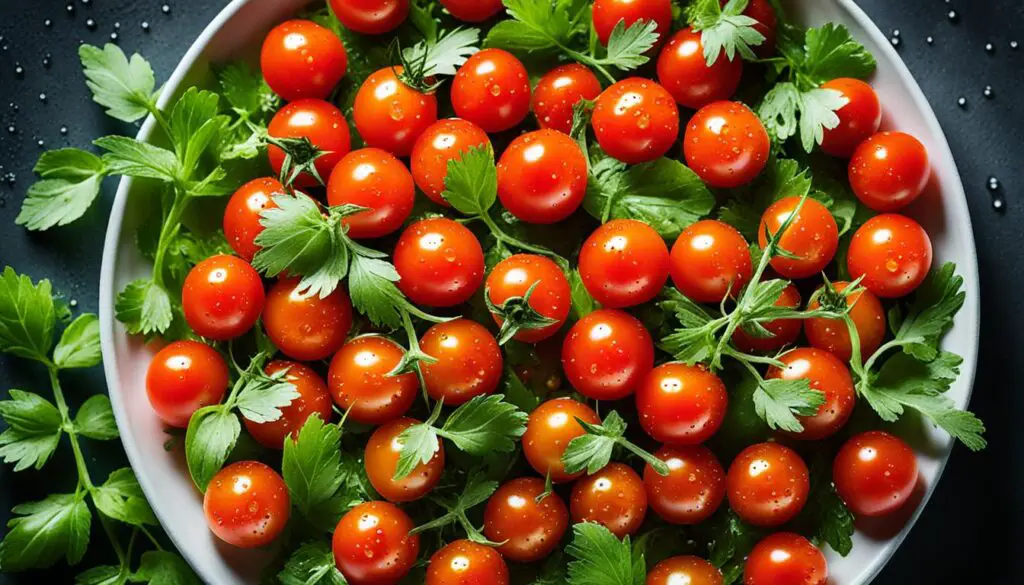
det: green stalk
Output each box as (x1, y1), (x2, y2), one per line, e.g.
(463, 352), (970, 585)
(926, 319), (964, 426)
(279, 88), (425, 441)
(151, 190), (190, 289)
(480, 213), (568, 269)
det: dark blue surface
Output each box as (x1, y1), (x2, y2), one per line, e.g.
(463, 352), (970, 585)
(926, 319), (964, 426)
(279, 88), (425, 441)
(1, 0), (1021, 582)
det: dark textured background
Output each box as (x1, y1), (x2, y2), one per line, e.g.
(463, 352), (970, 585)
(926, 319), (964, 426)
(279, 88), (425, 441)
(0, 1), (1020, 583)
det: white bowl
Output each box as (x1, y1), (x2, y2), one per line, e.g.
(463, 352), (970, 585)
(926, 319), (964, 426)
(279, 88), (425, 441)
(99, 1), (981, 583)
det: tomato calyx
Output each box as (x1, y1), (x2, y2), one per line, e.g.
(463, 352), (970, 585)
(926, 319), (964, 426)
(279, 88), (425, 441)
(486, 282), (561, 345)
(560, 410), (670, 477)
(808, 273), (866, 314)
(264, 135), (329, 188)
(408, 471), (505, 546)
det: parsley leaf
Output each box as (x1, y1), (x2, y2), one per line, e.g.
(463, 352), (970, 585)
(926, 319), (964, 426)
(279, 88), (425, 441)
(73, 395), (119, 441)
(113, 279), (173, 336)
(0, 266), (57, 361)
(53, 314), (102, 369)
(893, 262), (965, 361)
(485, 0), (582, 52)
(184, 406), (241, 491)
(439, 394), (528, 454)
(17, 149), (108, 231)
(278, 541), (346, 585)
(718, 157), (813, 240)
(402, 27), (480, 80)
(595, 20), (661, 70)
(687, 0), (766, 64)
(561, 411), (669, 476)
(393, 400), (445, 480)
(168, 88), (227, 175)
(95, 136), (181, 183)
(132, 550), (201, 585)
(758, 83), (848, 152)
(442, 146), (497, 216)
(282, 414), (350, 529)
(802, 23), (877, 84)
(752, 378), (825, 433)
(92, 468), (157, 527)
(347, 254), (406, 329)
(409, 472), (499, 544)
(0, 493), (91, 570)
(235, 363), (300, 424)
(79, 43), (158, 123)
(701, 508), (761, 583)
(0, 390), (63, 472)
(758, 82), (801, 145)
(566, 522), (645, 585)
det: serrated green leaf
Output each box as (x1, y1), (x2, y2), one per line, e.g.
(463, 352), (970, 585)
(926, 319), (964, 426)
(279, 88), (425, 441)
(895, 263), (965, 361)
(0, 493), (91, 570)
(184, 406), (240, 491)
(54, 313), (102, 369)
(438, 394), (528, 455)
(114, 278), (173, 336)
(566, 522), (643, 585)
(752, 377), (825, 433)
(74, 395), (120, 440)
(278, 541), (347, 585)
(0, 390), (62, 471)
(17, 149), (107, 231)
(131, 550), (200, 585)
(442, 146), (497, 216)
(282, 414), (349, 527)
(0, 266), (56, 361)
(96, 136), (181, 183)
(596, 20), (660, 70)
(92, 467), (157, 526)
(79, 43), (158, 123)
(802, 23), (877, 84)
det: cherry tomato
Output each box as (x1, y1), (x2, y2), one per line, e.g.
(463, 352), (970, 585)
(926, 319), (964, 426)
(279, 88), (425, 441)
(263, 278), (353, 361)
(757, 196), (839, 279)
(427, 539), (509, 585)
(223, 177), (282, 261)
(327, 336), (418, 425)
(846, 214), (933, 298)
(182, 254), (265, 341)
(523, 398), (600, 482)
(670, 220), (753, 304)
(805, 281), (886, 362)
(496, 129), (588, 224)
(393, 217), (486, 307)
(562, 310), (654, 401)
(592, 77), (680, 164)
(354, 66), (438, 157)
(243, 361), (333, 449)
(684, 101), (770, 188)
(722, 0), (778, 56)
(731, 284), (802, 353)
(483, 477), (569, 563)
(833, 430), (919, 517)
(767, 348), (856, 440)
(486, 254), (571, 343)
(647, 556), (723, 585)
(570, 463), (648, 538)
(636, 363), (728, 445)
(849, 131), (930, 212)
(332, 501), (419, 585)
(578, 219), (670, 308)
(592, 0), (672, 47)
(365, 417), (445, 502)
(820, 78), (882, 158)
(644, 444), (726, 525)
(657, 28), (743, 110)
(531, 64), (603, 134)
(744, 533), (827, 585)
(261, 20), (347, 102)
(440, 0), (503, 22)
(203, 461), (290, 548)
(330, 0), (409, 35)
(420, 319), (503, 406)
(327, 147), (415, 239)
(146, 340), (228, 428)
(268, 99), (351, 187)
(451, 49), (531, 133)
(726, 442), (809, 527)
(411, 118), (491, 206)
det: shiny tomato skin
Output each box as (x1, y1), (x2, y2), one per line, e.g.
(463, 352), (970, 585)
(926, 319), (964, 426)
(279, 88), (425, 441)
(223, 177), (282, 261)
(330, 0), (409, 34)
(731, 284), (802, 353)
(849, 132), (930, 211)
(203, 461), (290, 548)
(327, 147), (415, 239)
(411, 118), (491, 205)
(451, 49), (531, 133)
(146, 340), (228, 428)
(684, 100), (770, 188)
(354, 66), (438, 157)
(820, 78), (882, 158)
(846, 214), (933, 298)
(268, 99), (351, 187)
(182, 254), (265, 341)
(578, 219), (670, 308)
(592, 0), (672, 47)
(647, 556), (724, 585)
(440, 0), (504, 22)
(757, 196), (839, 279)
(427, 539), (509, 585)
(644, 444), (726, 525)
(532, 64), (603, 134)
(243, 361), (333, 449)
(523, 398), (601, 482)
(261, 20), (347, 102)
(570, 463), (648, 538)
(592, 77), (680, 164)
(486, 254), (571, 343)
(327, 336), (418, 425)
(562, 310), (654, 401)
(263, 278), (353, 361)
(727, 442), (810, 527)
(657, 28), (743, 110)
(744, 533), (827, 585)
(670, 220), (753, 304)
(332, 501), (419, 585)
(833, 430), (919, 517)
(365, 417), (445, 502)
(768, 348), (856, 440)
(636, 362), (728, 445)
(393, 217), (485, 307)
(496, 129), (588, 224)
(420, 319), (503, 406)
(483, 477), (569, 563)
(805, 282), (886, 362)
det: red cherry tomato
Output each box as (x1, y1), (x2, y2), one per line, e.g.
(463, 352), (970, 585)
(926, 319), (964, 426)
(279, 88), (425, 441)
(440, 0), (504, 22)
(261, 20), (347, 102)
(722, 0), (778, 56)
(757, 196), (839, 279)
(849, 132), (930, 212)
(411, 118), (491, 206)
(496, 129), (588, 224)
(684, 101), (770, 188)
(532, 64), (603, 134)
(648, 556), (724, 585)
(223, 177), (282, 261)
(578, 219), (670, 308)
(731, 284), (802, 353)
(846, 214), (933, 298)
(486, 254), (571, 343)
(451, 49), (531, 133)
(657, 28), (743, 110)
(484, 477), (569, 563)
(203, 461), (290, 548)
(523, 398), (600, 482)
(327, 336), (418, 425)
(644, 444), (726, 525)
(268, 99), (351, 187)
(332, 501), (419, 585)
(726, 442), (809, 527)
(670, 220), (753, 304)
(805, 281), (886, 362)
(427, 539), (509, 585)
(820, 78), (882, 158)
(354, 66), (438, 157)
(365, 417), (445, 502)
(330, 0), (409, 35)
(263, 278), (353, 361)
(327, 147), (415, 239)
(592, 0), (672, 47)
(146, 340), (228, 428)
(393, 217), (486, 307)
(562, 310), (654, 401)
(182, 255), (265, 341)
(744, 533), (827, 585)
(767, 348), (856, 440)
(636, 363), (728, 445)
(592, 77), (680, 164)
(570, 463), (648, 538)
(833, 430), (919, 517)
(243, 361), (333, 449)
(420, 319), (503, 406)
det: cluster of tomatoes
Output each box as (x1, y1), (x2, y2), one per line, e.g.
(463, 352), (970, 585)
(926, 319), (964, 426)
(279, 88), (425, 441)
(141, 0), (942, 583)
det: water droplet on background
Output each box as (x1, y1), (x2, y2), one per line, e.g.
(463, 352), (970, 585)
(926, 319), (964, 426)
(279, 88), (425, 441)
(983, 85), (994, 99)
(926, 36), (934, 45)
(948, 9), (959, 23)
(957, 96), (967, 108)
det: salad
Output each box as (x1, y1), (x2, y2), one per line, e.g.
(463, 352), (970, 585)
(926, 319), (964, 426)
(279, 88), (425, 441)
(9, 0), (986, 583)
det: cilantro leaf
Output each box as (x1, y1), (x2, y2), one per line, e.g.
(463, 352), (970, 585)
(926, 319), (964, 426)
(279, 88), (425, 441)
(688, 0), (766, 64)
(802, 23), (877, 84)
(278, 541), (346, 585)
(0, 390), (62, 471)
(132, 550), (201, 585)
(79, 43), (158, 123)
(0, 493), (91, 570)
(894, 262), (965, 361)
(595, 20), (660, 70)
(0, 266), (56, 361)
(54, 313), (102, 369)
(74, 395), (120, 441)
(437, 394), (528, 455)
(484, 0), (582, 52)
(92, 468), (157, 527)
(17, 149), (107, 231)
(758, 82), (801, 144)
(95, 136), (181, 183)
(562, 411), (669, 476)
(701, 508), (761, 583)
(809, 481), (854, 556)
(184, 406), (241, 491)
(282, 414), (350, 529)
(752, 378), (825, 433)
(501, 367), (541, 413)
(114, 279), (173, 336)
(442, 146), (497, 216)
(566, 522), (644, 585)
(235, 364), (300, 424)
(218, 61), (278, 118)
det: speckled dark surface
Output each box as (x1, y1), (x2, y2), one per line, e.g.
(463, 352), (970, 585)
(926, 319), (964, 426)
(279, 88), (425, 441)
(0, 0), (1021, 583)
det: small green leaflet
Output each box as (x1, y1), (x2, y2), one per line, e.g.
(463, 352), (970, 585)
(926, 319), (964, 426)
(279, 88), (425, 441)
(893, 262), (965, 361)
(0, 390), (63, 471)
(687, 0), (766, 65)
(95, 136), (182, 184)
(565, 522), (645, 585)
(278, 541), (347, 585)
(561, 411), (669, 476)
(702, 508), (761, 584)
(751, 378), (826, 433)
(409, 472), (499, 545)
(484, 0), (582, 52)
(79, 43), (159, 123)
(131, 550), (201, 585)
(235, 365), (300, 424)
(54, 313), (102, 369)
(569, 269), (597, 320)
(184, 406), (241, 491)
(0, 266), (57, 361)
(347, 254), (406, 329)
(114, 279), (173, 336)
(218, 61), (278, 119)
(0, 493), (91, 571)
(168, 87), (228, 176)
(74, 395), (120, 441)
(75, 564), (128, 585)
(442, 146), (497, 216)
(92, 468), (157, 527)
(17, 149), (108, 231)
(393, 400), (444, 480)
(402, 27), (480, 78)
(594, 20), (661, 70)
(802, 23), (877, 84)
(282, 414), (350, 529)
(758, 82), (848, 152)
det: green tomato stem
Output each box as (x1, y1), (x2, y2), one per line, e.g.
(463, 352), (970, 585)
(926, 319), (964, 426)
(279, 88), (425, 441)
(151, 189), (191, 290)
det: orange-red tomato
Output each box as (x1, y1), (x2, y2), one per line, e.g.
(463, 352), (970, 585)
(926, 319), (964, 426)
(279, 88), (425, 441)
(327, 147), (415, 239)
(562, 310), (655, 401)
(426, 539), (509, 585)
(767, 348), (856, 440)
(647, 556), (724, 585)
(486, 255), (571, 343)
(804, 281), (886, 362)
(261, 20), (347, 102)
(263, 278), (353, 361)
(146, 340), (228, 428)
(332, 501), (419, 584)
(592, 0), (672, 47)
(578, 219), (671, 308)
(592, 77), (680, 164)
(451, 49), (531, 133)
(354, 66), (438, 157)
(496, 129), (588, 224)
(636, 363), (728, 445)
(440, 0), (504, 22)
(420, 319), (503, 406)
(757, 196), (839, 279)
(223, 177), (282, 261)
(267, 99), (351, 187)
(833, 430), (919, 517)
(483, 477), (569, 563)
(744, 533), (827, 585)
(726, 442), (809, 527)
(820, 78), (882, 158)
(657, 28), (743, 110)
(327, 336), (418, 425)
(644, 444), (726, 525)
(523, 398), (600, 483)
(531, 64), (603, 134)
(411, 118), (491, 206)
(203, 461), (290, 548)
(365, 417), (445, 502)
(731, 284), (802, 353)
(393, 217), (486, 307)
(683, 101), (769, 188)
(182, 254), (265, 341)
(849, 131), (930, 211)
(570, 463), (648, 538)
(670, 220), (753, 304)
(243, 361), (333, 449)
(330, 0), (409, 35)
(846, 213), (933, 298)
